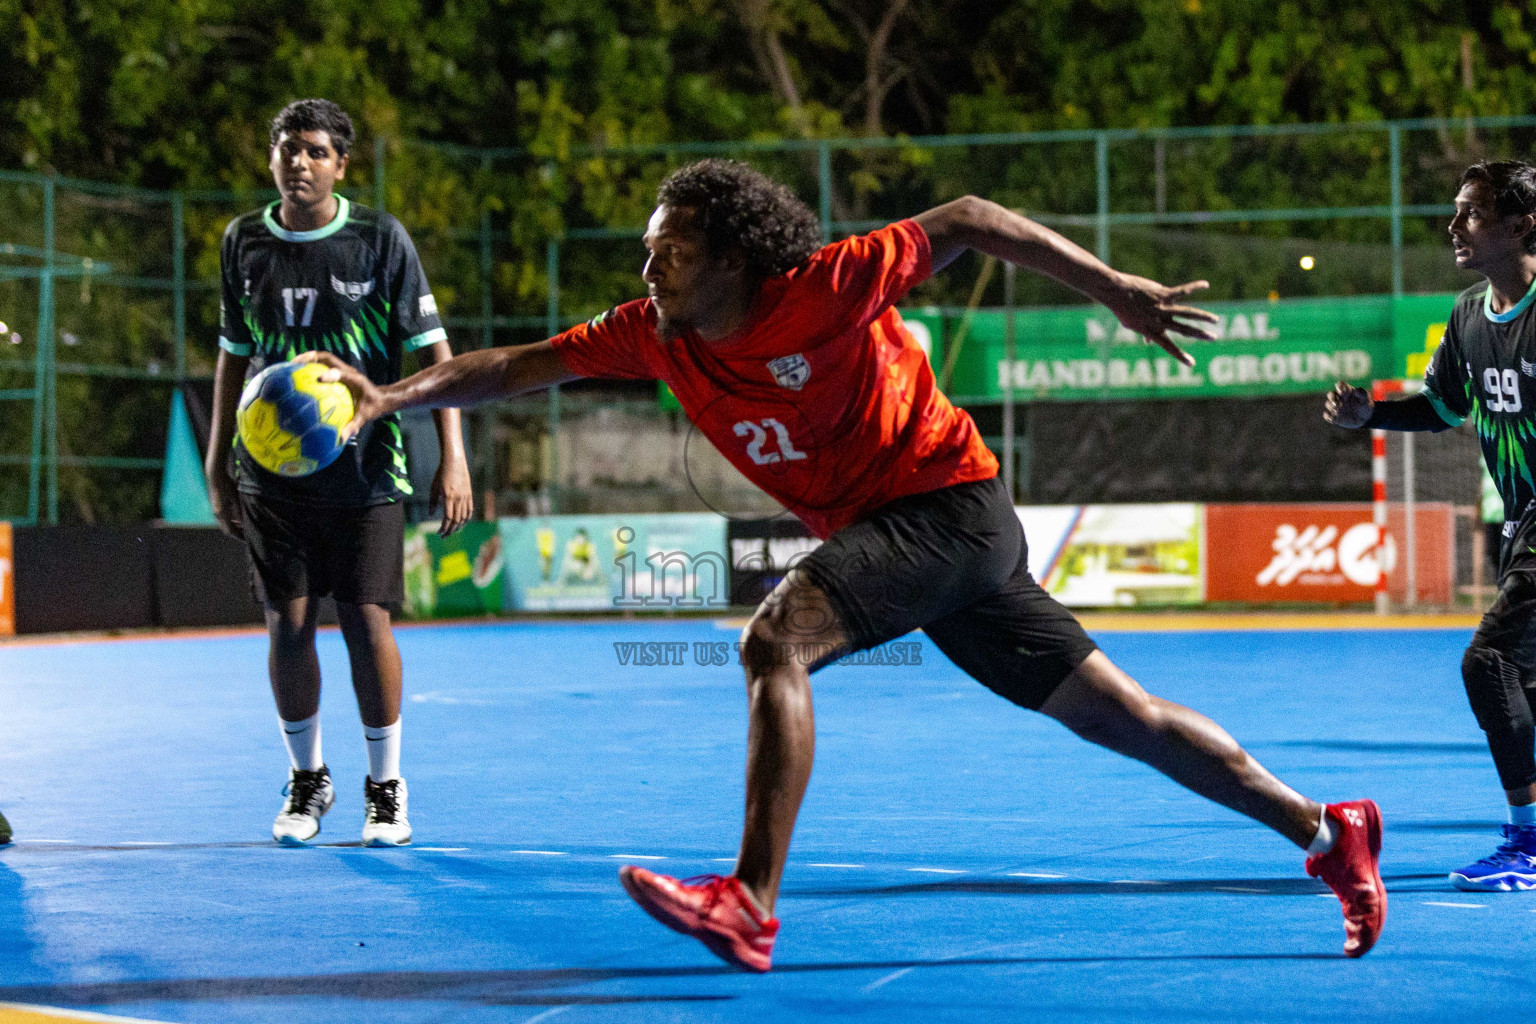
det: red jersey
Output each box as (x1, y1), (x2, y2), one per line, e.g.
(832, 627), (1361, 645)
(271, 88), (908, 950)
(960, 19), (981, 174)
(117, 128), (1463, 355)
(549, 220), (998, 538)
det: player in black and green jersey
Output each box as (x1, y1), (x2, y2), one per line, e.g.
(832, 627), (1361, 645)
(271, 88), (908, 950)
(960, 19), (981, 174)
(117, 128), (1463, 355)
(1328, 160), (1536, 891)
(205, 99), (473, 847)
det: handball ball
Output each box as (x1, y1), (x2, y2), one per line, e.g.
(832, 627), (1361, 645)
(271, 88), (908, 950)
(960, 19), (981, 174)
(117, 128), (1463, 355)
(236, 360), (355, 478)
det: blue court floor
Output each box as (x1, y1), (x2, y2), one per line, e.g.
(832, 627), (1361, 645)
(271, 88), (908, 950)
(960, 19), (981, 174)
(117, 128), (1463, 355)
(0, 620), (1527, 1023)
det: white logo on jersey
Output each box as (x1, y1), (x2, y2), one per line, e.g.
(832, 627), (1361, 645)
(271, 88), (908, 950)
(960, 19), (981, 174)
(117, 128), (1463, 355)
(766, 354), (811, 390)
(419, 294), (438, 317)
(1521, 357), (1536, 379)
(331, 275), (375, 301)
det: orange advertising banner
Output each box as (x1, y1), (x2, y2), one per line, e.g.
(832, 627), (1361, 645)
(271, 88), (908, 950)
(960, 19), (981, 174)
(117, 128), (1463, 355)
(1205, 503), (1453, 605)
(0, 521), (12, 636)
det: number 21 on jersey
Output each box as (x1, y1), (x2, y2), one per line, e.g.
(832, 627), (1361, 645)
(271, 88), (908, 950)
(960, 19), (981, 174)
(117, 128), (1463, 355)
(734, 418), (807, 466)
(1483, 367), (1523, 413)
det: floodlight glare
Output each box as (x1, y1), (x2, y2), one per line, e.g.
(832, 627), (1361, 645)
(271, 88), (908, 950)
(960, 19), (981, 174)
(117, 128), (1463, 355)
(1299, 255), (1316, 270)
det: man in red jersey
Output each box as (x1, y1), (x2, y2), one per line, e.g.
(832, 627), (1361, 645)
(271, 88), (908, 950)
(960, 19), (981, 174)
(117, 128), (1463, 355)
(303, 159), (1385, 968)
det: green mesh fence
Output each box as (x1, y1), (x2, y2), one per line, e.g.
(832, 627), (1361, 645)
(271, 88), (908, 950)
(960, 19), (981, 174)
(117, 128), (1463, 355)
(0, 116), (1526, 523)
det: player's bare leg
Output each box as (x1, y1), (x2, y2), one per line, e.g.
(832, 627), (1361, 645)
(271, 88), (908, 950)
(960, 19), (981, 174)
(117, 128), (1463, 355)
(1039, 651), (1320, 845)
(336, 601), (403, 730)
(266, 596), (335, 844)
(619, 572), (844, 971)
(1040, 651), (1385, 956)
(732, 575), (846, 914)
(337, 600), (410, 846)
(266, 596), (321, 721)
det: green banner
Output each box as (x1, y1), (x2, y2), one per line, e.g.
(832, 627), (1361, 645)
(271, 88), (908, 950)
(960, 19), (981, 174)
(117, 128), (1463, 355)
(1392, 293), (1454, 380)
(402, 521), (504, 619)
(499, 513), (728, 612)
(934, 293), (1457, 402)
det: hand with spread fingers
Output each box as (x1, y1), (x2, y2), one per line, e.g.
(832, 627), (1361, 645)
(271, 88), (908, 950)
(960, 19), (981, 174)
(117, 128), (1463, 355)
(293, 351), (388, 441)
(1101, 275), (1220, 368)
(1324, 380), (1374, 428)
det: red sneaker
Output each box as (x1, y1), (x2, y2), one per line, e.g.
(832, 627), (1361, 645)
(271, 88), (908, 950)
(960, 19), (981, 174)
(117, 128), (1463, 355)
(619, 867), (779, 972)
(1305, 799), (1386, 958)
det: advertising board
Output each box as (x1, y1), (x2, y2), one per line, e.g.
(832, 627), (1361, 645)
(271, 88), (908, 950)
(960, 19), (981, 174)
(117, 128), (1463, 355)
(1205, 503), (1453, 605)
(402, 521), (505, 619)
(933, 293), (1459, 402)
(1019, 504), (1203, 608)
(727, 518), (822, 607)
(499, 514), (729, 612)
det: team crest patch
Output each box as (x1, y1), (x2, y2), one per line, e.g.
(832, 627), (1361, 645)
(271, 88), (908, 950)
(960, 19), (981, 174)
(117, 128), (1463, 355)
(331, 275), (375, 300)
(767, 354), (811, 390)
(1522, 357), (1536, 378)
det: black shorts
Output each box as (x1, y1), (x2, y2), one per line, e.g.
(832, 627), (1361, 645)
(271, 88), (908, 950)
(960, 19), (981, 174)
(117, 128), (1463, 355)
(238, 492), (405, 607)
(797, 476), (1097, 710)
(1473, 534), (1536, 674)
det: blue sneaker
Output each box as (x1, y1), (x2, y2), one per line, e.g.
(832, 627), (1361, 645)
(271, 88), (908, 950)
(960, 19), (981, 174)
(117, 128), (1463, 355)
(1449, 825), (1536, 891)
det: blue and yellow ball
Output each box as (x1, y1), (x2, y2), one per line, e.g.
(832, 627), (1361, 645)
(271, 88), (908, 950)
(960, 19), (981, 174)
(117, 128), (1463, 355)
(236, 360), (355, 478)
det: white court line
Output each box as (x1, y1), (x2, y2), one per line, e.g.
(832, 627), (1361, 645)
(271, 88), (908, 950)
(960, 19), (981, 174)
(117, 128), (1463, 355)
(611, 854), (665, 860)
(1213, 886), (1266, 894)
(711, 857), (737, 863)
(808, 863), (864, 868)
(1111, 880), (1166, 885)
(521, 1006), (574, 1024)
(1422, 901), (1485, 909)
(510, 850), (567, 856)
(1006, 872), (1065, 879)
(860, 942), (1010, 994)
(862, 967), (915, 991)
(0, 1003), (178, 1023)
(907, 868), (964, 875)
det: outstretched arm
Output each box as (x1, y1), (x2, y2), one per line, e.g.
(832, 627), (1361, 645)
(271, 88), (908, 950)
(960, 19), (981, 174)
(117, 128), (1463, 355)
(300, 341), (579, 439)
(1323, 381), (1455, 432)
(913, 196), (1218, 366)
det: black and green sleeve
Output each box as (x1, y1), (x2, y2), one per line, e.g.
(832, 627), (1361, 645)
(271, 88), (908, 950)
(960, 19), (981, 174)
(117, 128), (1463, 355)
(217, 219), (254, 358)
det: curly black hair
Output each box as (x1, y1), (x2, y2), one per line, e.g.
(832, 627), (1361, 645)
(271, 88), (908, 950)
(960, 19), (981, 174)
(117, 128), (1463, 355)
(1461, 160), (1536, 254)
(270, 99), (355, 159)
(656, 159), (823, 278)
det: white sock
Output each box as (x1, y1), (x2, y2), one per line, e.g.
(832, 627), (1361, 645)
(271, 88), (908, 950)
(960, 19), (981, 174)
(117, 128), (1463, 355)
(363, 719), (402, 782)
(1509, 803), (1536, 826)
(280, 713), (323, 772)
(1306, 808), (1338, 855)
